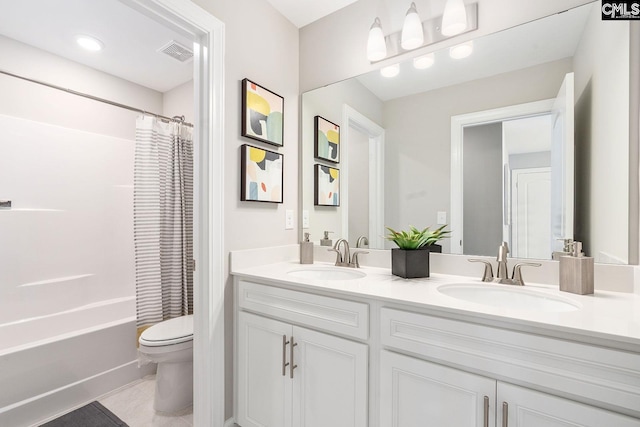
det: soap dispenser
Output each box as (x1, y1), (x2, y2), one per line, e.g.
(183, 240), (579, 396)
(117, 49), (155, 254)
(320, 231), (333, 247)
(559, 241), (594, 295)
(300, 233), (314, 264)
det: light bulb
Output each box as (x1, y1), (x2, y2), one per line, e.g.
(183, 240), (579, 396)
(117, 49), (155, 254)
(367, 18), (387, 61)
(442, 0), (468, 36)
(413, 53), (435, 69)
(449, 40), (473, 59)
(401, 2), (424, 51)
(380, 64), (400, 78)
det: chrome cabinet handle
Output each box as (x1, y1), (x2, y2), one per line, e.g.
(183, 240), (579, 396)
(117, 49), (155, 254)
(289, 336), (298, 379)
(282, 335), (289, 376)
(502, 402), (508, 427)
(483, 396), (489, 427)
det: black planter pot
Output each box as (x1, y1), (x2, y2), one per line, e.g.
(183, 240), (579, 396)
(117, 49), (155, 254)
(391, 246), (434, 278)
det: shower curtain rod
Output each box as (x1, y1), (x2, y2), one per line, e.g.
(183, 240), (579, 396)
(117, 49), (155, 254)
(0, 69), (193, 127)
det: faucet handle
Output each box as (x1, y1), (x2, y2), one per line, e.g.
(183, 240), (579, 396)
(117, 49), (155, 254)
(351, 251), (369, 268)
(511, 262), (542, 286)
(328, 248), (342, 263)
(468, 259), (494, 282)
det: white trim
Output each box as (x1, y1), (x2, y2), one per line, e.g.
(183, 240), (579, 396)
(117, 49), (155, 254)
(342, 105), (385, 249)
(450, 99), (554, 255)
(122, 1), (225, 425)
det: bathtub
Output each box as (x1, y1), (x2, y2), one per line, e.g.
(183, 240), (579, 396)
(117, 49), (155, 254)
(0, 296), (143, 427)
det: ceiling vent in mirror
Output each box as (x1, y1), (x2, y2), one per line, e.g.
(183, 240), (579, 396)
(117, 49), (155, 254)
(158, 40), (193, 63)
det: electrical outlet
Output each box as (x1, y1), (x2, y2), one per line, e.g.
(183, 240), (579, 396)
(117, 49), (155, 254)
(302, 210), (310, 229)
(437, 211), (447, 225)
(285, 209), (294, 230)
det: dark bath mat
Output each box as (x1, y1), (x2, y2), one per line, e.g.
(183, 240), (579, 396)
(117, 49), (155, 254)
(40, 401), (128, 427)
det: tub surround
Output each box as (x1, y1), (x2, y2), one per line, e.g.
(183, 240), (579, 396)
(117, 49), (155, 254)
(231, 245), (640, 426)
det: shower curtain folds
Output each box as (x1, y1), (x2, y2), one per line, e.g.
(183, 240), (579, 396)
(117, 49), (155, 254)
(134, 115), (193, 327)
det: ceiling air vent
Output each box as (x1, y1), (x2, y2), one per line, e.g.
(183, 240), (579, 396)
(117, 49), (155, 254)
(158, 40), (193, 63)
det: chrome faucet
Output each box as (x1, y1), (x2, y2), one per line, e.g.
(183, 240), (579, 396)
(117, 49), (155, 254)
(469, 242), (541, 286)
(356, 236), (369, 248)
(329, 239), (369, 268)
(496, 241), (510, 281)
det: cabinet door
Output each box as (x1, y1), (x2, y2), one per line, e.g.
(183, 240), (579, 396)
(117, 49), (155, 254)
(292, 326), (368, 427)
(380, 350), (495, 427)
(497, 382), (640, 427)
(237, 312), (292, 427)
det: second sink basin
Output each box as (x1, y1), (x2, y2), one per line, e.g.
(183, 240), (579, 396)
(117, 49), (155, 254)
(437, 283), (580, 312)
(287, 267), (366, 281)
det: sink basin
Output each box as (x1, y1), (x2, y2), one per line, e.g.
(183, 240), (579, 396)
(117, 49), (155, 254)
(437, 284), (580, 312)
(287, 267), (366, 281)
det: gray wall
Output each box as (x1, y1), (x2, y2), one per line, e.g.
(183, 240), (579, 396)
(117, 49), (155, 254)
(302, 78), (384, 244)
(463, 123), (503, 255)
(573, 5), (630, 263)
(383, 58), (573, 252)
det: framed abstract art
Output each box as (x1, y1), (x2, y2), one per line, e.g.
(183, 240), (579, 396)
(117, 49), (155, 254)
(314, 115), (340, 163)
(314, 164), (340, 206)
(240, 144), (283, 203)
(241, 78), (284, 147)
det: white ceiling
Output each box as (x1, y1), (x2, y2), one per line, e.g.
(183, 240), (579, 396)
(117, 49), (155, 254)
(356, 3), (592, 101)
(0, 0), (193, 93)
(265, 0), (358, 28)
(0, 0), (358, 92)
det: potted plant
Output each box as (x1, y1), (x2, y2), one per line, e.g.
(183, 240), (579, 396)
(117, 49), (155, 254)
(385, 225), (450, 278)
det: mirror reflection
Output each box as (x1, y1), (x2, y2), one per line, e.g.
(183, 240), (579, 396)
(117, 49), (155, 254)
(301, 1), (633, 264)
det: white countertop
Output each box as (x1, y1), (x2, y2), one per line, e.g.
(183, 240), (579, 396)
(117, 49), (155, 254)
(232, 261), (640, 351)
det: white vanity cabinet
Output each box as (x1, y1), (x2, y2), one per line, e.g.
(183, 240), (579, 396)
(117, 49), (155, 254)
(380, 307), (640, 427)
(235, 280), (369, 427)
(380, 350), (496, 426)
(232, 265), (640, 427)
(497, 382), (640, 427)
(380, 349), (640, 427)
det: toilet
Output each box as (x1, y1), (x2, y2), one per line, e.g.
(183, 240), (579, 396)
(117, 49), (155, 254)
(138, 314), (194, 413)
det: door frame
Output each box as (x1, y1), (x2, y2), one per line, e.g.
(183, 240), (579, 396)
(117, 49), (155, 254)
(450, 99), (554, 254)
(341, 105), (385, 249)
(123, 1), (225, 425)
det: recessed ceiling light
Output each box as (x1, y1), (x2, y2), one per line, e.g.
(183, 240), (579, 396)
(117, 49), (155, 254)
(380, 64), (400, 78)
(75, 35), (104, 52)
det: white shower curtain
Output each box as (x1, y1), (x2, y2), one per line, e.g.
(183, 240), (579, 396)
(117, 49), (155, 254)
(134, 115), (193, 327)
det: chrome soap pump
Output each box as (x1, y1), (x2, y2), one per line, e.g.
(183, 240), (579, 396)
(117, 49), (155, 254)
(559, 241), (594, 295)
(300, 232), (314, 264)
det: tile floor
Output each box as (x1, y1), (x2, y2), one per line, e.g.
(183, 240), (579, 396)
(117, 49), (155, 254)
(99, 375), (193, 427)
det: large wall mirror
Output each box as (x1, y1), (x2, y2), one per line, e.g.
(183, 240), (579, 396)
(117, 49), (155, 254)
(301, 1), (638, 264)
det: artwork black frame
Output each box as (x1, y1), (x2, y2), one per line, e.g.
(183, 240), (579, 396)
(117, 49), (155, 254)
(314, 115), (340, 163)
(240, 144), (284, 203)
(241, 78), (284, 147)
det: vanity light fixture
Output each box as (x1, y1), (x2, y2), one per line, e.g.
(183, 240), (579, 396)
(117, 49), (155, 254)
(449, 40), (473, 59)
(413, 53), (435, 69)
(380, 64), (400, 78)
(401, 2), (424, 50)
(367, 17), (387, 61)
(441, 0), (468, 36)
(75, 35), (104, 52)
(366, 2), (477, 63)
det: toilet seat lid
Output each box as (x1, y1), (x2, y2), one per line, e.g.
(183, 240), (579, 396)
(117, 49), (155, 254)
(140, 315), (194, 347)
